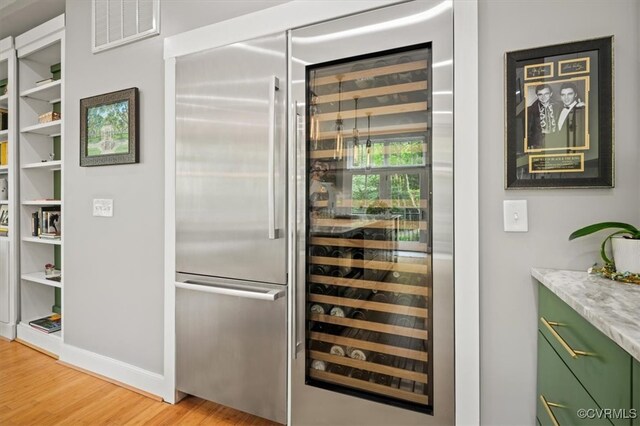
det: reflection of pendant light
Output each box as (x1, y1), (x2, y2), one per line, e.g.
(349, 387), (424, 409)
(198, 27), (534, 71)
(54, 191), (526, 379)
(310, 70), (320, 149)
(366, 113), (372, 169)
(352, 97), (360, 164)
(334, 79), (344, 160)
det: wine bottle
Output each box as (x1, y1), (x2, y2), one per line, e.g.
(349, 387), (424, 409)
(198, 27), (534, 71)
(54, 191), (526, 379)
(327, 363), (353, 377)
(309, 264), (330, 276)
(349, 368), (371, 382)
(310, 245), (331, 257)
(309, 284), (337, 315)
(330, 327), (358, 357)
(371, 353), (394, 386)
(310, 359), (327, 371)
(368, 292), (391, 323)
(346, 329), (379, 361)
(330, 287), (371, 318)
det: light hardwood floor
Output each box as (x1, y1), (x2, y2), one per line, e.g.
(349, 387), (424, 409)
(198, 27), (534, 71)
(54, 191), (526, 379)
(0, 339), (281, 425)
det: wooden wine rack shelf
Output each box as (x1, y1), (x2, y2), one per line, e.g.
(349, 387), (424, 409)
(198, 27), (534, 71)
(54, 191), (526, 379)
(316, 81), (428, 105)
(310, 331), (428, 362)
(310, 313), (427, 340)
(309, 369), (429, 405)
(314, 60), (428, 86)
(310, 274), (430, 297)
(316, 122), (427, 141)
(310, 255), (429, 275)
(309, 141), (426, 160)
(309, 350), (428, 384)
(312, 199), (428, 209)
(308, 294), (428, 319)
(310, 236), (428, 253)
(311, 218), (426, 230)
(316, 101), (427, 123)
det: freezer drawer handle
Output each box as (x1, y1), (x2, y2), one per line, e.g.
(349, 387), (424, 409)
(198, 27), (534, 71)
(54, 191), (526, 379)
(268, 76), (280, 240)
(176, 281), (285, 301)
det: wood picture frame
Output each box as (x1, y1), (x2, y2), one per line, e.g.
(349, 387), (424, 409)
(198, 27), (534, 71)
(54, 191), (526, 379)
(80, 87), (139, 166)
(505, 37), (613, 189)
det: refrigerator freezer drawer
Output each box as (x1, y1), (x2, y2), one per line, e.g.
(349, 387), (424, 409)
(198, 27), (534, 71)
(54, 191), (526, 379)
(176, 280), (287, 424)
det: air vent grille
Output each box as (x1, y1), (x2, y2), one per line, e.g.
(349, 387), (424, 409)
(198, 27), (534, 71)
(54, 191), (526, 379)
(92, 0), (159, 53)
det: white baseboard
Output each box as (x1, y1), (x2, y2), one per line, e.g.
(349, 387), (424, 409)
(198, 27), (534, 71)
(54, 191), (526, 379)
(60, 343), (168, 400)
(0, 322), (16, 340)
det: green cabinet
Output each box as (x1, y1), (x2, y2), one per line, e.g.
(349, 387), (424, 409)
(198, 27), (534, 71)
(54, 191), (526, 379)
(538, 332), (610, 425)
(634, 360), (640, 425)
(538, 283), (634, 426)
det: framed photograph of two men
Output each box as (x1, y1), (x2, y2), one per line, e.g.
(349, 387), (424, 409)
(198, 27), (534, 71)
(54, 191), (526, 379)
(505, 37), (613, 189)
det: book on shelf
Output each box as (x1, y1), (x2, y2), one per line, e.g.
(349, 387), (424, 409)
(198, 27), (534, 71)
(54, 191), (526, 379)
(0, 141), (7, 165)
(0, 204), (8, 228)
(35, 78), (54, 87)
(31, 206), (61, 237)
(28, 313), (61, 333)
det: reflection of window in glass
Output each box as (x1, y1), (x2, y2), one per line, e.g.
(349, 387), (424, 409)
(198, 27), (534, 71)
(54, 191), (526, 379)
(390, 173), (421, 242)
(351, 174), (380, 214)
(349, 137), (425, 169)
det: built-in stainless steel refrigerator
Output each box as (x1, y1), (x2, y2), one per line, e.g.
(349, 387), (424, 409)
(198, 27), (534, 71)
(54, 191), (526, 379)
(174, 32), (288, 424)
(173, 1), (453, 424)
(289, 1), (454, 424)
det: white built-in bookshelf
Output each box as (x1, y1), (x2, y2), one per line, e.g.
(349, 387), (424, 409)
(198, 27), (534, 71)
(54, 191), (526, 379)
(0, 36), (18, 340)
(15, 14), (65, 356)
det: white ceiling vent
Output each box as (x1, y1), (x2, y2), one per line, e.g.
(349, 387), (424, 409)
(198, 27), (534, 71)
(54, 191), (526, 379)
(92, 0), (159, 53)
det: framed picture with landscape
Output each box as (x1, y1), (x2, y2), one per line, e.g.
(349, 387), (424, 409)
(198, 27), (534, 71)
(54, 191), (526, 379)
(504, 37), (613, 189)
(80, 87), (139, 166)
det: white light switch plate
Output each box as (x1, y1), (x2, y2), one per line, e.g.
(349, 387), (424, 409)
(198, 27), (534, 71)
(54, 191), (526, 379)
(503, 200), (528, 232)
(93, 199), (113, 217)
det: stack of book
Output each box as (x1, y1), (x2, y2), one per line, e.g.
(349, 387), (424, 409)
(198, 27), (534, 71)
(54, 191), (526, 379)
(29, 313), (61, 333)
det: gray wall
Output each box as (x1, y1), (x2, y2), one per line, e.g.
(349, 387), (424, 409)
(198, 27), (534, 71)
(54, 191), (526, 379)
(479, 1), (640, 424)
(64, 0), (287, 374)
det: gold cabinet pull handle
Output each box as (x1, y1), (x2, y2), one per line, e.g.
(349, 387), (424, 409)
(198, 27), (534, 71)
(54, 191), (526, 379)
(539, 394), (563, 426)
(540, 317), (591, 359)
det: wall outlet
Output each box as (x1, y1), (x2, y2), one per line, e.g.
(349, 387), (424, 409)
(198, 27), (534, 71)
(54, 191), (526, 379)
(93, 199), (113, 217)
(503, 200), (528, 232)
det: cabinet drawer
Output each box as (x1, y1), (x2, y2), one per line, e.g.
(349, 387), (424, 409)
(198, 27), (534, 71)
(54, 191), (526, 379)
(538, 332), (611, 425)
(539, 284), (632, 420)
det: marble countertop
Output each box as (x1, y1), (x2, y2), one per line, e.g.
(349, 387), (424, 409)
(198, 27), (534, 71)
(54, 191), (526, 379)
(532, 268), (640, 362)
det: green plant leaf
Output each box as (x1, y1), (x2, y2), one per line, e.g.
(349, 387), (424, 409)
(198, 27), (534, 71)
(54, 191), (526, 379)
(599, 230), (630, 265)
(568, 222), (640, 240)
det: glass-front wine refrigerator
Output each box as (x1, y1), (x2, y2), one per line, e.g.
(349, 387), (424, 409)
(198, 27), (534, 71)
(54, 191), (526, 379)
(291, 1), (454, 424)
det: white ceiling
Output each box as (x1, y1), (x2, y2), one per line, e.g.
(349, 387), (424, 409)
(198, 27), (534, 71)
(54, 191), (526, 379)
(0, 0), (65, 41)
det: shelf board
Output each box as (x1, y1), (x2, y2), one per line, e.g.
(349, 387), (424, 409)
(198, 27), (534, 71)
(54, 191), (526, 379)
(309, 369), (428, 405)
(311, 218), (427, 231)
(309, 274), (429, 297)
(0, 94), (8, 109)
(21, 120), (62, 136)
(309, 313), (427, 340)
(308, 292), (428, 318)
(312, 198), (428, 209)
(317, 101), (427, 123)
(16, 321), (61, 358)
(310, 331), (428, 362)
(0, 129), (7, 138)
(316, 122), (427, 141)
(20, 80), (61, 102)
(22, 199), (61, 206)
(0, 200), (8, 205)
(308, 349), (428, 384)
(316, 81), (428, 105)
(0, 236), (8, 242)
(22, 236), (62, 245)
(315, 59), (427, 86)
(22, 160), (62, 171)
(22, 271), (62, 288)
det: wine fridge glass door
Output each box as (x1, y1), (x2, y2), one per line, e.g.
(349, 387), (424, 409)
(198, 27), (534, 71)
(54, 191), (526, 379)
(292, 1), (453, 424)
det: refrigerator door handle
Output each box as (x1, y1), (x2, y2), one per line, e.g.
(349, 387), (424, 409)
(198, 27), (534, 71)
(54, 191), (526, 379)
(268, 76), (280, 240)
(176, 280), (285, 301)
(293, 100), (302, 359)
